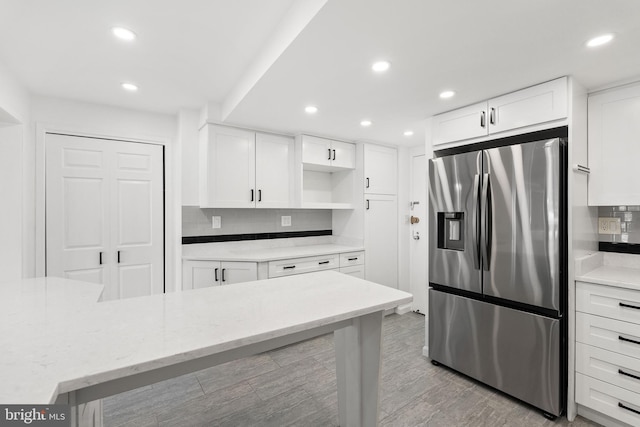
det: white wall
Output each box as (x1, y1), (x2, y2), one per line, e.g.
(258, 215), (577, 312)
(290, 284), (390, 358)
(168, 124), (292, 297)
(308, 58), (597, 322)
(397, 146), (411, 294)
(179, 109), (200, 206)
(0, 125), (23, 281)
(0, 60), (30, 280)
(30, 96), (180, 290)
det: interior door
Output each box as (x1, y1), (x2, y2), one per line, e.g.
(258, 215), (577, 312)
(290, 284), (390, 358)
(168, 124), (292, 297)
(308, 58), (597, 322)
(111, 141), (164, 299)
(46, 134), (110, 285)
(482, 139), (562, 312)
(409, 154), (427, 314)
(46, 134), (164, 300)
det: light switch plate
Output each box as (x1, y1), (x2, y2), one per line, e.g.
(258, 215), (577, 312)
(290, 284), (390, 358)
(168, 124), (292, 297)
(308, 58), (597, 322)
(281, 216), (291, 227)
(212, 216), (221, 229)
(598, 217), (620, 235)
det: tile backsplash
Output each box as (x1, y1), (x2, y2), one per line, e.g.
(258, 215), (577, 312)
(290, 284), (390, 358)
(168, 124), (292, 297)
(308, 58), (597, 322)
(182, 207), (332, 237)
(598, 206), (640, 244)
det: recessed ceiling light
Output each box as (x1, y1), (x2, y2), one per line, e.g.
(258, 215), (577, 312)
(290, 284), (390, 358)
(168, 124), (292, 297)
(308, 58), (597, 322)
(112, 27), (136, 41)
(305, 105), (318, 114)
(360, 120), (372, 127)
(404, 130), (414, 137)
(371, 61), (391, 73)
(121, 82), (138, 92)
(439, 90), (455, 99)
(586, 33), (614, 47)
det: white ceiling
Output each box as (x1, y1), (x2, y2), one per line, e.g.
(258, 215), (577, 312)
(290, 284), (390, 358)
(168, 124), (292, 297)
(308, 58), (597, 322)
(2, 0), (640, 147)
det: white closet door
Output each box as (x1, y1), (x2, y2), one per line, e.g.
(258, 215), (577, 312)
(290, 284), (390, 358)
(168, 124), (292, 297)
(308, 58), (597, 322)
(111, 141), (164, 300)
(46, 134), (110, 285)
(255, 133), (294, 208)
(46, 134), (164, 300)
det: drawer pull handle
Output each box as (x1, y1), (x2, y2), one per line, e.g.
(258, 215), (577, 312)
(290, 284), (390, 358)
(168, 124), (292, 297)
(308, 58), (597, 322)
(618, 402), (640, 416)
(347, 257), (358, 261)
(620, 302), (640, 310)
(619, 369), (640, 381)
(619, 336), (640, 346)
(318, 261), (330, 265)
(283, 266), (296, 270)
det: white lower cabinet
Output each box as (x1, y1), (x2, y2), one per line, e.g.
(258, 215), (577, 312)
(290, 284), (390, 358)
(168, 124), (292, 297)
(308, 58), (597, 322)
(182, 260), (257, 290)
(576, 281), (640, 425)
(365, 195), (398, 289)
(183, 250), (364, 289)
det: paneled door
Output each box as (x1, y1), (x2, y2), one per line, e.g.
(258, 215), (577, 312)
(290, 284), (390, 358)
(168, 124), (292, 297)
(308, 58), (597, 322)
(46, 133), (164, 300)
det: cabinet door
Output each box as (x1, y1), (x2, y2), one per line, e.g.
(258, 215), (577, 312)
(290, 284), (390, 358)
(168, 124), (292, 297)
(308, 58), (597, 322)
(364, 195), (398, 289)
(364, 144), (397, 195)
(588, 83), (640, 205)
(488, 77), (567, 134)
(331, 140), (356, 169)
(182, 260), (222, 290)
(301, 135), (331, 168)
(255, 133), (294, 208)
(200, 125), (255, 208)
(432, 102), (488, 146)
(220, 261), (257, 284)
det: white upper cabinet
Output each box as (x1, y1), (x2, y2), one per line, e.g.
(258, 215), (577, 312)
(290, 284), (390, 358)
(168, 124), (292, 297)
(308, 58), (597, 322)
(588, 82), (640, 205)
(432, 102), (488, 146)
(301, 135), (355, 171)
(199, 125), (294, 208)
(255, 133), (295, 208)
(364, 144), (397, 195)
(200, 125), (255, 208)
(488, 77), (567, 134)
(331, 140), (356, 169)
(432, 77), (568, 147)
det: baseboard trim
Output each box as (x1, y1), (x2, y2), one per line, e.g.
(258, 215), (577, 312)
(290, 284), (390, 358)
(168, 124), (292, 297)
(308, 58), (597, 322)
(395, 303), (412, 315)
(422, 346), (429, 358)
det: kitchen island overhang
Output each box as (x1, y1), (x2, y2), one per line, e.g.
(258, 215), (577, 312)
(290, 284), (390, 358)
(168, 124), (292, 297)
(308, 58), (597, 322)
(0, 271), (412, 427)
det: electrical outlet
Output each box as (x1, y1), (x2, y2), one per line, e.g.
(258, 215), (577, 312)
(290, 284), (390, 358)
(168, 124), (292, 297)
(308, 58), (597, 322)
(281, 216), (292, 227)
(598, 217), (620, 235)
(212, 216), (221, 229)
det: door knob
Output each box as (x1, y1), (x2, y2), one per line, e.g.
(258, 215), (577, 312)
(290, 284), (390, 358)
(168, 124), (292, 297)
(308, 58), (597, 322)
(410, 216), (420, 224)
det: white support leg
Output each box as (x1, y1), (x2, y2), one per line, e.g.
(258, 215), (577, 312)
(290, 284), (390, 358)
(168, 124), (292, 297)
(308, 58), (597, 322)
(334, 310), (384, 427)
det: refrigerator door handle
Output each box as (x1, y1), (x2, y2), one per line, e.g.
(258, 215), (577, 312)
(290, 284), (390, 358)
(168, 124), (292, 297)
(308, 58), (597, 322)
(472, 174), (481, 270)
(481, 173), (492, 271)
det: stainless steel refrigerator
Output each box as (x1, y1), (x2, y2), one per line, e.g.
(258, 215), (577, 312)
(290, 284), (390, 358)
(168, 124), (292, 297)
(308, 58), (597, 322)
(428, 131), (567, 418)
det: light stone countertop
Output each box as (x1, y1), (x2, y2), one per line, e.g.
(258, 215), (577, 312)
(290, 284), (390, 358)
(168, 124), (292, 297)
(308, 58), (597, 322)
(0, 271), (411, 404)
(575, 252), (640, 291)
(182, 238), (364, 262)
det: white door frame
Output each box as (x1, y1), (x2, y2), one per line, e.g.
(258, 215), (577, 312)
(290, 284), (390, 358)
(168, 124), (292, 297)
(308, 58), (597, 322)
(35, 123), (177, 293)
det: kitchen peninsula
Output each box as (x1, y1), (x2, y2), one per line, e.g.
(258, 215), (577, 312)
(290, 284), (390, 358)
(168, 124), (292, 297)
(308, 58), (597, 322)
(0, 272), (411, 427)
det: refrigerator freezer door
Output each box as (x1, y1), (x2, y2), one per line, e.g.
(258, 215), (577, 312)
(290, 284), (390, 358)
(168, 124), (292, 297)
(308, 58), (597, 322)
(483, 138), (562, 312)
(428, 151), (482, 294)
(429, 289), (562, 416)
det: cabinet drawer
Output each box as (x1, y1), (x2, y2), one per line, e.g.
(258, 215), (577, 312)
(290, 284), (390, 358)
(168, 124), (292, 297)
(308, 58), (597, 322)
(577, 281), (640, 325)
(268, 254), (339, 278)
(576, 373), (640, 426)
(339, 251), (365, 267)
(576, 312), (640, 360)
(577, 342), (640, 394)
